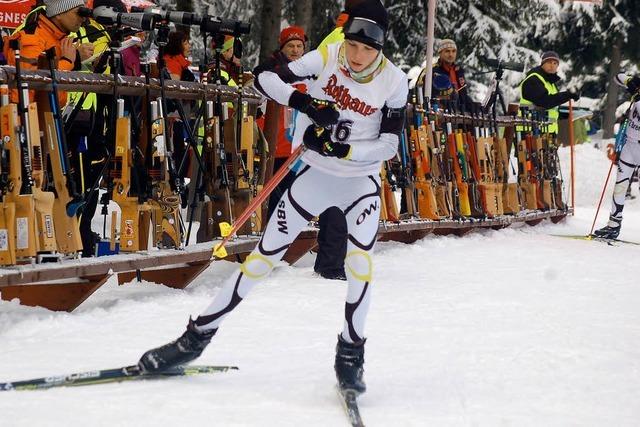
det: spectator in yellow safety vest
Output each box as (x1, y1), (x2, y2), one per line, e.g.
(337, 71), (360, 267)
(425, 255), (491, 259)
(519, 51), (580, 134)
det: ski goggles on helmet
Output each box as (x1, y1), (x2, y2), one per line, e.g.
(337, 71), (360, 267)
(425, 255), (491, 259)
(344, 17), (386, 50)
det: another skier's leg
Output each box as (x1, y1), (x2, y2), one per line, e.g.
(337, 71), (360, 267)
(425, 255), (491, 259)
(595, 145), (639, 239)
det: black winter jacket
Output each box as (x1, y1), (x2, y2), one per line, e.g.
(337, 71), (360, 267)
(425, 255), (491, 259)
(520, 66), (572, 109)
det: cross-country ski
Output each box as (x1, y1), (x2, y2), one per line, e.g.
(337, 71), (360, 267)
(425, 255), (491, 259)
(0, 365), (238, 391)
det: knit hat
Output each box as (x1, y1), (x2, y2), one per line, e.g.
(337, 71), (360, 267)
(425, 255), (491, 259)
(212, 35), (235, 52)
(279, 26), (307, 50)
(44, 0), (86, 17)
(92, 0), (127, 13)
(344, 0), (367, 13)
(541, 51), (560, 64)
(343, 0), (388, 50)
(438, 39), (457, 53)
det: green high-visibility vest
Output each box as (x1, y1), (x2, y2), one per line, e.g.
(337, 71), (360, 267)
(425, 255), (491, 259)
(519, 72), (559, 134)
(67, 23), (111, 111)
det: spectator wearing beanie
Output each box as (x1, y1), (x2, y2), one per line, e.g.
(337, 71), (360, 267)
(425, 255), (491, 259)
(519, 50), (580, 134)
(258, 26), (310, 221)
(3, 0), (92, 103)
(418, 38), (475, 110)
(206, 35), (241, 85)
(279, 26), (307, 62)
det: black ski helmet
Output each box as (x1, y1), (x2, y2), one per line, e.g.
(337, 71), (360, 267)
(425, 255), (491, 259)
(343, 0), (388, 51)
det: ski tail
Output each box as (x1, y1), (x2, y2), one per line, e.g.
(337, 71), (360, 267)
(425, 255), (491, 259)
(1, 365), (238, 391)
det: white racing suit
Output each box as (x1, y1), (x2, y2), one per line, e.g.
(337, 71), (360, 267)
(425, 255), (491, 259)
(194, 42), (408, 343)
(609, 74), (640, 222)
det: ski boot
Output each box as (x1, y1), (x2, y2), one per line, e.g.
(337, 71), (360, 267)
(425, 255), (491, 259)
(138, 318), (216, 373)
(317, 268), (347, 281)
(593, 216), (622, 240)
(335, 335), (366, 394)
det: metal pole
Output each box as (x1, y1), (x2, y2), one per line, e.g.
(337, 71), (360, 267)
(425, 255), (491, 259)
(569, 100), (575, 215)
(423, 0), (437, 101)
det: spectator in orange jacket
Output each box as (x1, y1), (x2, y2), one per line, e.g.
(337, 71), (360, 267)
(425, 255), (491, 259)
(258, 26), (309, 219)
(162, 31), (195, 81)
(3, 0), (92, 104)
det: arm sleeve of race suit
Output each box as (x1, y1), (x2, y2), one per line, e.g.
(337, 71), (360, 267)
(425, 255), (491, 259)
(349, 73), (409, 162)
(521, 76), (572, 109)
(254, 49), (324, 106)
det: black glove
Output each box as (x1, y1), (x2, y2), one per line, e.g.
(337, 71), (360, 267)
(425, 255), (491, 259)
(289, 91), (340, 127)
(627, 76), (640, 94)
(303, 125), (351, 159)
(568, 90), (580, 101)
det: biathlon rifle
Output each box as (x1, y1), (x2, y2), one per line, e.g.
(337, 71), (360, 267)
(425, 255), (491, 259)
(45, 48), (84, 216)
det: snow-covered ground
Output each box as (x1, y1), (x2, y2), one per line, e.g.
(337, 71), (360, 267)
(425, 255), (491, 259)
(1, 141), (640, 426)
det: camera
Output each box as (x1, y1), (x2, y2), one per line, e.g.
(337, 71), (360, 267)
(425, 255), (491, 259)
(93, 6), (157, 31)
(143, 7), (251, 36)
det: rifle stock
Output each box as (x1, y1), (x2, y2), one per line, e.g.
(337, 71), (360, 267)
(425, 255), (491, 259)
(494, 135), (520, 214)
(0, 86), (17, 264)
(410, 124), (440, 220)
(197, 101), (220, 242)
(534, 134), (553, 210)
(475, 132), (503, 217)
(41, 111), (83, 253)
(380, 162), (399, 222)
(517, 137), (537, 210)
(463, 131), (485, 218)
(0, 202), (16, 265)
(149, 99), (183, 249)
(28, 102), (56, 252)
(450, 129), (471, 216)
(111, 99), (151, 252)
(0, 102), (37, 258)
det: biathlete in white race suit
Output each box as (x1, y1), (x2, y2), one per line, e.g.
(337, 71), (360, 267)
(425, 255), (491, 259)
(594, 73), (640, 239)
(138, 0), (408, 394)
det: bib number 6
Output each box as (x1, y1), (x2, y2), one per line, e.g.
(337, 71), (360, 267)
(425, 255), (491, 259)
(333, 120), (353, 143)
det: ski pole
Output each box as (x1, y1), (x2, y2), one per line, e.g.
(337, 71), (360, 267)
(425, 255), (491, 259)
(212, 144), (305, 258)
(589, 160), (615, 236)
